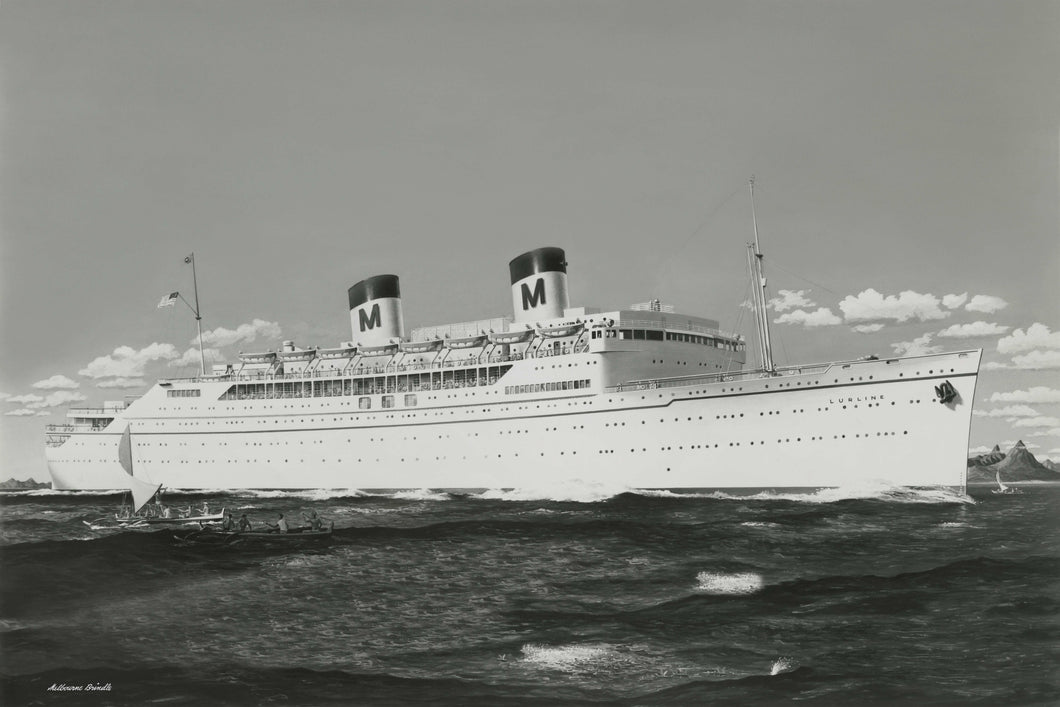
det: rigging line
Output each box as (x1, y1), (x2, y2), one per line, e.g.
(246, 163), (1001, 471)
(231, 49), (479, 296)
(726, 278), (752, 371)
(658, 183), (745, 285)
(763, 282), (790, 368)
(766, 260), (839, 296)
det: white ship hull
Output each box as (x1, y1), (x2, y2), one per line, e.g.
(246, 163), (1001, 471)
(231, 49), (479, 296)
(46, 350), (979, 493)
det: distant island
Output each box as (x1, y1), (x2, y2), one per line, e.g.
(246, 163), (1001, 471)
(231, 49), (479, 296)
(968, 441), (1060, 483)
(0, 478), (51, 491)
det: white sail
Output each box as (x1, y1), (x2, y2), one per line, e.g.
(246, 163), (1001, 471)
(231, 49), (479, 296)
(119, 426), (161, 513)
(995, 469), (1009, 493)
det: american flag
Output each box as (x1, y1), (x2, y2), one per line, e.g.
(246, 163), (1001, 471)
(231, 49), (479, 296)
(157, 292), (178, 308)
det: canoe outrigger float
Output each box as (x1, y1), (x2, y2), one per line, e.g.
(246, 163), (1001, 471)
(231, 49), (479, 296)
(174, 522), (335, 546)
(118, 509), (227, 526)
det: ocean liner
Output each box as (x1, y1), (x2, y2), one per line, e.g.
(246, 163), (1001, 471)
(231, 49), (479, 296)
(45, 236), (979, 493)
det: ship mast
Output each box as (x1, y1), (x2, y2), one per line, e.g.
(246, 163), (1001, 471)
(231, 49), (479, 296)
(185, 253), (206, 376)
(747, 177), (776, 374)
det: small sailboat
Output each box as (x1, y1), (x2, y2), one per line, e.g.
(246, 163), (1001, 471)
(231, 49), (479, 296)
(118, 425), (162, 515)
(992, 469), (1021, 495)
(84, 425), (164, 529)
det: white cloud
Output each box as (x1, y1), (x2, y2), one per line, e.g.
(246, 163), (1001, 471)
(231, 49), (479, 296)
(981, 361), (1011, 371)
(839, 289), (949, 323)
(852, 324), (885, 334)
(1012, 416), (1060, 429)
(942, 293), (968, 309)
(79, 343), (180, 379)
(198, 319), (281, 348)
(773, 307), (842, 327)
(965, 294), (1008, 314)
(936, 321), (1010, 339)
(972, 405), (1039, 418)
(968, 445), (994, 454)
(7, 393), (44, 405)
(1010, 350), (1060, 370)
(36, 411), (51, 416)
(168, 347), (225, 369)
(997, 324), (1060, 354)
(0, 392), (8, 400)
(1048, 448), (1060, 455)
(768, 290), (815, 313)
(31, 374), (80, 390)
(27, 391), (87, 409)
(97, 378), (147, 389)
(891, 333), (942, 356)
(990, 387), (1060, 405)
(5, 408), (37, 416)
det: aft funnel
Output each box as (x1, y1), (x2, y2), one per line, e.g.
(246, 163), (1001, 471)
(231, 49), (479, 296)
(508, 247), (569, 323)
(348, 274), (404, 346)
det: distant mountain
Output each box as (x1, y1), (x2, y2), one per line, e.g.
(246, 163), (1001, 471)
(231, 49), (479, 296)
(967, 441), (1060, 483)
(968, 445), (1005, 467)
(1043, 459), (1060, 473)
(0, 477), (51, 490)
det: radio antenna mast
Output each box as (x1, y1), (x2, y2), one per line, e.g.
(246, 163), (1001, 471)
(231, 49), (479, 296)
(747, 177), (776, 374)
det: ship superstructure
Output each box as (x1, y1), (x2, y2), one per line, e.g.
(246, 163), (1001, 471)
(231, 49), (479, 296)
(45, 247), (979, 492)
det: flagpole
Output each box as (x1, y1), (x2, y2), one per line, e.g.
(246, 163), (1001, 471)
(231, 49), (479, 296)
(186, 253), (206, 376)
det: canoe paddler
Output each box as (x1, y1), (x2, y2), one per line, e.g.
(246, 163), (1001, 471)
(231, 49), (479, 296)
(301, 510), (324, 530)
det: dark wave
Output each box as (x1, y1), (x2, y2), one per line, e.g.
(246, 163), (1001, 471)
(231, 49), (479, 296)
(505, 555), (1060, 630)
(1, 664), (609, 707)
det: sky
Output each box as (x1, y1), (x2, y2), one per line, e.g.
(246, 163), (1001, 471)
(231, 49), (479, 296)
(1, 0), (1058, 480)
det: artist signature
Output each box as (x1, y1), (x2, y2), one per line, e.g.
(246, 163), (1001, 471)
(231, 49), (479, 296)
(47, 683), (112, 692)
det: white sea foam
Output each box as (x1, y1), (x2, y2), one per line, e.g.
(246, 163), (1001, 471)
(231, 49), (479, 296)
(388, 488), (450, 501)
(3, 489), (117, 497)
(521, 643), (619, 672)
(695, 571), (764, 595)
(740, 521), (780, 528)
(477, 479), (633, 503)
(234, 488), (368, 500)
(770, 657), (796, 675)
(709, 481), (974, 505)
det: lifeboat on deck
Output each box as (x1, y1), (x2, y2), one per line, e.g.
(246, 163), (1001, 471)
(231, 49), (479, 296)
(238, 351), (277, 364)
(358, 342), (399, 356)
(445, 334), (488, 349)
(537, 321), (584, 338)
(488, 328), (534, 345)
(277, 348), (317, 363)
(400, 339), (443, 354)
(317, 346), (357, 359)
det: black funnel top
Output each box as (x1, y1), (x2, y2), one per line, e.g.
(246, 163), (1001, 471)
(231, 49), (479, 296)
(348, 274), (400, 310)
(508, 247), (567, 284)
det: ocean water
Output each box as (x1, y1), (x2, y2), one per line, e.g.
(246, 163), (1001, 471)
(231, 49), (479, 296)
(1, 482), (1057, 706)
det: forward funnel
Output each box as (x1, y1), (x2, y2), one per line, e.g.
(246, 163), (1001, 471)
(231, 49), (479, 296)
(508, 247), (569, 323)
(348, 274), (404, 346)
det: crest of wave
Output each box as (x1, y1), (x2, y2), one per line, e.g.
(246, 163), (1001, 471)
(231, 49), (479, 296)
(17, 489), (117, 497)
(770, 656), (796, 675)
(521, 643), (633, 674)
(235, 488), (368, 500)
(710, 480), (974, 505)
(695, 571), (764, 595)
(634, 489), (726, 499)
(388, 488), (450, 501)
(478, 478), (633, 503)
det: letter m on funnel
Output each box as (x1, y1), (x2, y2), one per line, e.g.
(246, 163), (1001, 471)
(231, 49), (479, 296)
(521, 278), (546, 311)
(359, 303), (382, 331)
